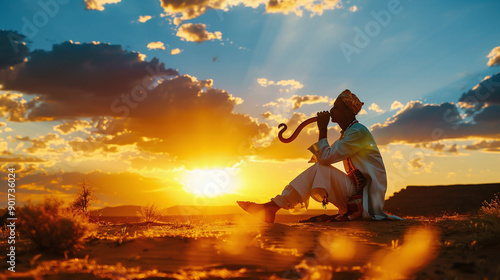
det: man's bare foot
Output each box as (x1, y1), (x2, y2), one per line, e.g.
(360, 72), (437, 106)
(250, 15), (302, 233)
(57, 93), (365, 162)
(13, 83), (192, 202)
(237, 200), (280, 223)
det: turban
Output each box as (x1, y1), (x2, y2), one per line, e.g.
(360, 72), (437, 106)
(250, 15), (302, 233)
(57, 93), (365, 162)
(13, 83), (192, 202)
(338, 89), (364, 115)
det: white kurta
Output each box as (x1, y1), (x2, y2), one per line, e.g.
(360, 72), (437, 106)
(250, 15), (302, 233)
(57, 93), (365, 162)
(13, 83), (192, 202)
(272, 121), (402, 220)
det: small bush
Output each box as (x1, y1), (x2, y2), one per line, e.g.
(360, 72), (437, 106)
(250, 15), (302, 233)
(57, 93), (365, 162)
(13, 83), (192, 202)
(138, 203), (162, 223)
(479, 193), (500, 218)
(18, 196), (92, 254)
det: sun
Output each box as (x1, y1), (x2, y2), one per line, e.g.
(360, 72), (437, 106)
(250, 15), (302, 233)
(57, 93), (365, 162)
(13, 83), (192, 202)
(181, 168), (240, 197)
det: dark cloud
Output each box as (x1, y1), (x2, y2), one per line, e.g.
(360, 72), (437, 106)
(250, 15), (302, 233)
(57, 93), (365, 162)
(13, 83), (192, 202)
(371, 100), (500, 145)
(0, 39), (270, 167)
(0, 41), (178, 120)
(464, 140), (500, 152)
(413, 142), (459, 154)
(101, 74), (270, 166)
(459, 72), (500, 105)
(0, 30), (30, 70)
(473, 105), (500, 123)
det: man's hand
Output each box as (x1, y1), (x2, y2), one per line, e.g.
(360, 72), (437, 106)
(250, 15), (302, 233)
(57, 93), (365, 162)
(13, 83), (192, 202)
(317, 111), (329, 140)
(317, 111), (330, 131)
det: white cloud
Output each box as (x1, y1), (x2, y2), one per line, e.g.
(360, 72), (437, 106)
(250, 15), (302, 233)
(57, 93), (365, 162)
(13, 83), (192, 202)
(170, 48), (183, 55)
(84, 0), (121, 11)
(176, 23), (222, 43)
(390, 100), (404, 110)
(138, 15), (152, 23)
(159, 0), (343, 24)
(147, 41), (166, 50)
(257, 78), (304, 90)
(349, 5), (358, 12)
(487, 46), (500, 67)
(368, 103), (386, 114)
(263, 94), (332, 110)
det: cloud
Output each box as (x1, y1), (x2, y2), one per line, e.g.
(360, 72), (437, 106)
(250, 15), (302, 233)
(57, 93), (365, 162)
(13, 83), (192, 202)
(390, 100), (404, 110)
(0, 92), (39, 122)
(368, 103), (386, 114)
(170, 48), (183, 55)
(413, 142), (459, 154)
(0, 37), (271, 167)
(487, 46), (500, 67)
(371, 100), (500, 145)
(264, 94), (332, 111)
(464, 140), (500, 152)
(84, 0), (122, 11)
(358, 109), (368, 115)
(257, 78), (304, 90)
(458, 72), (500, 105)
(0, 30), (30, 70)
(176, 23), (222, 43)
(0, 155), (45, 163)
(15, 133), (65, 154)
(99, 74), (269, 166)
(289, 95), (330, 109)
(349, 5), (358, 12)
(147, 41), (166, 50)
(138, 15), (152, 23)
(407, 157), (433, 173)
(0, 41), (178, 120)
(265, 0), (341, 17)
(158, 0), (343, 24)
(53, 120), (92, 135)
(68, 136), (118, 154)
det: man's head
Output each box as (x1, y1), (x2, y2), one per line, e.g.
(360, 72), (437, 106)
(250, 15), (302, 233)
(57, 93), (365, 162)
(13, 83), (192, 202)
(330, 89), (364, 123)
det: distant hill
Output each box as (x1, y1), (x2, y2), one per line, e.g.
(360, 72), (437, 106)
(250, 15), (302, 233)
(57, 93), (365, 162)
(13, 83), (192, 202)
(90, 183), (500, 218)
(90, 205), (141, 217)
(90, 204), (337, 217)
(384, 183), (500, 216)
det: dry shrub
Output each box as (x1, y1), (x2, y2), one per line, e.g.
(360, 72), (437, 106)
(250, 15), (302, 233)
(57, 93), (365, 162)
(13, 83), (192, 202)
(18, 196), (92, 254)
(138, 203), (162, 223)
(480, 193), (500, 218)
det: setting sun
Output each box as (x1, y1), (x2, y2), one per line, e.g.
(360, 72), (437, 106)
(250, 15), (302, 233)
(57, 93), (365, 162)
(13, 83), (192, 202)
(181, 168), (241, 197)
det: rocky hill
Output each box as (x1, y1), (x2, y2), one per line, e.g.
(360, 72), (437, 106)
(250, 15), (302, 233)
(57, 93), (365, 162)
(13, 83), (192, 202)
(384, 183), (500, 216)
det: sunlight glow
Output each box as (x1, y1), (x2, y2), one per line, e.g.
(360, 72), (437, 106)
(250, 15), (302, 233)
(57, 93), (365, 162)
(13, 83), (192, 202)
(181, 168), (240, 197)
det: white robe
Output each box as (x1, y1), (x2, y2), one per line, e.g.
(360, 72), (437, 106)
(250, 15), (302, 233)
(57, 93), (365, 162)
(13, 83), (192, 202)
(307, 122), (402, 220)
(272, 123), (401, 220)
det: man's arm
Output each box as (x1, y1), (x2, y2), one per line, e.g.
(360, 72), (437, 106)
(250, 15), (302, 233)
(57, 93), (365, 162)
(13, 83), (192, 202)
(319, 128), (327, 141)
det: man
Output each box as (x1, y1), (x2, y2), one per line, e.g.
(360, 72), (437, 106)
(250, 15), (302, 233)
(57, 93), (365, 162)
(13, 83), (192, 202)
(238, 89), (402, 223)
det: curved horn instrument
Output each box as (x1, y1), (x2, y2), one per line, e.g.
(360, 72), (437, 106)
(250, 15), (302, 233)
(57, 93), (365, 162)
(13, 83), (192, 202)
(278, 116), (317, 143)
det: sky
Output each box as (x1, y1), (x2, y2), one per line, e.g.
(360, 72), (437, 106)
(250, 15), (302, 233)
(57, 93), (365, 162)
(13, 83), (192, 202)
(0, 0), (499, 210)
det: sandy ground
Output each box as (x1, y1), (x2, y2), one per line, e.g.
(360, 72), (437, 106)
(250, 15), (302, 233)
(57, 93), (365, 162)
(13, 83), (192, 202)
(1, 214), (500, 280)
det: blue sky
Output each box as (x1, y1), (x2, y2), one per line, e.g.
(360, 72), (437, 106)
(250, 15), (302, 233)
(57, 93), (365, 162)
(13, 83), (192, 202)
(1, 0), (499, 208)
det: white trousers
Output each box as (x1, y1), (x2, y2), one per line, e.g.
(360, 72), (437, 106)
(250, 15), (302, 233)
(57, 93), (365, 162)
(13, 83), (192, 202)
(271, 162), (356, 214)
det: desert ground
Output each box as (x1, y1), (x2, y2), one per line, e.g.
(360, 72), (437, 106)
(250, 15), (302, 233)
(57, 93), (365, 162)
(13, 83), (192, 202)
(1, 211), (499, 280)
